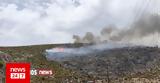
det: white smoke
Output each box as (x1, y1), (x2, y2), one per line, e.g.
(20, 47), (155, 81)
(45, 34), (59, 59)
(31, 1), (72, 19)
(45, 42), (132, 61)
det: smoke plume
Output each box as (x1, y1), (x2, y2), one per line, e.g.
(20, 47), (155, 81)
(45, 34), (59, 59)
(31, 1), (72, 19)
(110, 14), (160, 41)
(73, 32), (101, 43)
(73, 14), (160, 46)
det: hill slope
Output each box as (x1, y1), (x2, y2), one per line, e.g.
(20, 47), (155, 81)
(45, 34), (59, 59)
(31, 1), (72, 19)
(0, 44), (160, 83)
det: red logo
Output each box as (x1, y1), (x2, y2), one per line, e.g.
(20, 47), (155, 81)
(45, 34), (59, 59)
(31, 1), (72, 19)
(6, 63), (30, 83)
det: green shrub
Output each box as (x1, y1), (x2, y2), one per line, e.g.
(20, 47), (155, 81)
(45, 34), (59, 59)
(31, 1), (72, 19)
(0, 60), (4, 68)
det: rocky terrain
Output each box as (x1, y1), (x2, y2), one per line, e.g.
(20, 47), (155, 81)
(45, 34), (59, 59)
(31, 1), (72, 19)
(0, 44), (160, 83)
(46, 45), (160, 83)
(60, 46), (160, 77)
(0, 51), (12, 83)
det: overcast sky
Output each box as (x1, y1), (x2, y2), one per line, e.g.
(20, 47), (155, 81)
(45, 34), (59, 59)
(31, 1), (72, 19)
(0, 0), (159, 46)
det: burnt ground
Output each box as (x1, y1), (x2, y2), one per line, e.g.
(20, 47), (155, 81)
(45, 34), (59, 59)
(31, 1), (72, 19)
(58, 46), (160, 80)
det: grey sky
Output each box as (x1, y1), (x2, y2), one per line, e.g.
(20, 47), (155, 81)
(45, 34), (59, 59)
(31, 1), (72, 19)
(0, 0), (159, 46)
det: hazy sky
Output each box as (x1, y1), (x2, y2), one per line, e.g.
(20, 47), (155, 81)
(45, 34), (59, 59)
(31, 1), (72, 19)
(0, 0), (159, 46)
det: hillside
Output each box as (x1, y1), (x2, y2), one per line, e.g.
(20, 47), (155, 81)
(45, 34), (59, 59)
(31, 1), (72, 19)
(0, 44), (93, 83)
(0, 44), (160, 83)
(57, 46), (160, 82)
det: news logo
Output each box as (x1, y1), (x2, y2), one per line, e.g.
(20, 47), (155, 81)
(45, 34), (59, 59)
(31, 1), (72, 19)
(31, 69), (53, 76)
(6, 63), (30, 83)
